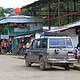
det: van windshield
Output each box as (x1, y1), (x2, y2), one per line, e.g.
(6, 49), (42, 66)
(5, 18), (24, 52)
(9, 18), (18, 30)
(49, 38), (73, 48)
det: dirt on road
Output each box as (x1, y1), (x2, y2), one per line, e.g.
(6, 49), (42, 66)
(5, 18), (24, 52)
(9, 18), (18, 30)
(0, 55), (80, 80)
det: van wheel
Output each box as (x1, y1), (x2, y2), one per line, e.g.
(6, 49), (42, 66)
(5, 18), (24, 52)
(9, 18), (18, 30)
(65, 64), (70, 70)
(25, 56), (31, 67)
(40, 57), (46, 70)
(25, 60), (31, 67)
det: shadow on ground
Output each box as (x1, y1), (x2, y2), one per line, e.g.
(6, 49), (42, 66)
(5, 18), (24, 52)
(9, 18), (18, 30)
(12, 56), (80, 71)
(71, 66), (80, 71)
(24, 65), (68, 71)
(24, 64), (80, 71)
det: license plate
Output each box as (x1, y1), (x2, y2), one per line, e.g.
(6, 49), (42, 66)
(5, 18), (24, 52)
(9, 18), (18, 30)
(68, 54), (74, 56)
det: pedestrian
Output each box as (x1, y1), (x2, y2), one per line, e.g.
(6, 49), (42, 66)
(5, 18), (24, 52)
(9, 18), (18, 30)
(9, 41), (12, 53)
(1, 41), (4, 54)
(3, 40), (7, 53)
(6, 41), (9, 53)
(22, 43), (25, 54)
(18, 43), (23, 55)
(77, 43), (80, 63)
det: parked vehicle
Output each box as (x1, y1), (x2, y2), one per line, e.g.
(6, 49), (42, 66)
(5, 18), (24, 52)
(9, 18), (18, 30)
(24, 33), (77, 70)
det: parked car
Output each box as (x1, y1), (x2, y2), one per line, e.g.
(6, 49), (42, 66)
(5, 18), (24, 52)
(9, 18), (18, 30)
(24, 34), (77, 70)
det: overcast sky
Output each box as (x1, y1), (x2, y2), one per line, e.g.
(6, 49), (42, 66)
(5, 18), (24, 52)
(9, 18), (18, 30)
(0, 0), (38, 8)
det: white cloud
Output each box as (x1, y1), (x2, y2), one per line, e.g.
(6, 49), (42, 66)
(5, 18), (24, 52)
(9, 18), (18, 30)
(0, 0), (38, 8)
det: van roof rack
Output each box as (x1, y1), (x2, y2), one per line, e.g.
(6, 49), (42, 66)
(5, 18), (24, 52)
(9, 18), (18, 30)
(41, 32), (68, 36)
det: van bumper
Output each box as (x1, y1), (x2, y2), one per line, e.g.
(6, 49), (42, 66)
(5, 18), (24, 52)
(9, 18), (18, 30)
(47, 58), (77, 64)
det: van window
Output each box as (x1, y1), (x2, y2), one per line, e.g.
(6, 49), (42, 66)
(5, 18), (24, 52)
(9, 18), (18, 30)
(36, 39), (47, 48)
(66, 39), (72, 48)
(41, 40), (47, 48)
(36, 40), (41, 48)
(49, 39), (65, 48)
(32, 40), (36, 49)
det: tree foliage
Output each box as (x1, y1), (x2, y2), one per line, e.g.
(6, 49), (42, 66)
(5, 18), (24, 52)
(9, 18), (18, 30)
(21, 8), (29, 16)
(0, 7), (5, 17)
(4, 8), (14, 14)
(0, 7), (14, 17)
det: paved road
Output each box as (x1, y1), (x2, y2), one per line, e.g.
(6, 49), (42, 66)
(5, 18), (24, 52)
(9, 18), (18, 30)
(0, 55), (80, 80)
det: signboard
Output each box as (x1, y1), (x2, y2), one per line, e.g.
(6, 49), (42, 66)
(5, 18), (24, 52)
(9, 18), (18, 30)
(14, 27), (27, 32)
(1, 35), (9, 39)
(30, 23), (43, 31)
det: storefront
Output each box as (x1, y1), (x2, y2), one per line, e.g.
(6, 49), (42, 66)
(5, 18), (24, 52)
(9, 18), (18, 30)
(0, 15), (43, 54)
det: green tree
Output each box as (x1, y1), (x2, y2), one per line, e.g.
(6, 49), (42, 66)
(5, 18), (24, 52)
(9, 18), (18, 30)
(4, 8), (14, 14)
(21, 8), (29, 16)
(0, 7), (5, 17)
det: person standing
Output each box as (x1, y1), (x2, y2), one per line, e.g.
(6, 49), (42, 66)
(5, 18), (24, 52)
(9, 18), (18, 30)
(77, 43), (80, 62)
(6, 41), (9, 53)
(1, 41), (4, 54)
(9, 41), (12, 53)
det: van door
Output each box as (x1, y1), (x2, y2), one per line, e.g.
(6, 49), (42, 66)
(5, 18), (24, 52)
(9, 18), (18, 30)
(36, 39), (48, 61)
(48, 38), (68, 59)
(30, 40), (42, 62)
(30, 40), (37, 62)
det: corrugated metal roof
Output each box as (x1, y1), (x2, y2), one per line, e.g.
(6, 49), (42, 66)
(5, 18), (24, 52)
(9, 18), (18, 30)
(0, 15), (43, 24)
(41, 32), (66, 36)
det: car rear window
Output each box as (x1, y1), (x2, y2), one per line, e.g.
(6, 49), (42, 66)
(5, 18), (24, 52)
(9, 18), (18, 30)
(49, 39), (65, 48)
(49, 38), (73, 48)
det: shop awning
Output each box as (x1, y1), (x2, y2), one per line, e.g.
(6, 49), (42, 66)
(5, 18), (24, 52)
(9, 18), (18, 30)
(15, 34), (33, 39)
(14, 29), (43, 35)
